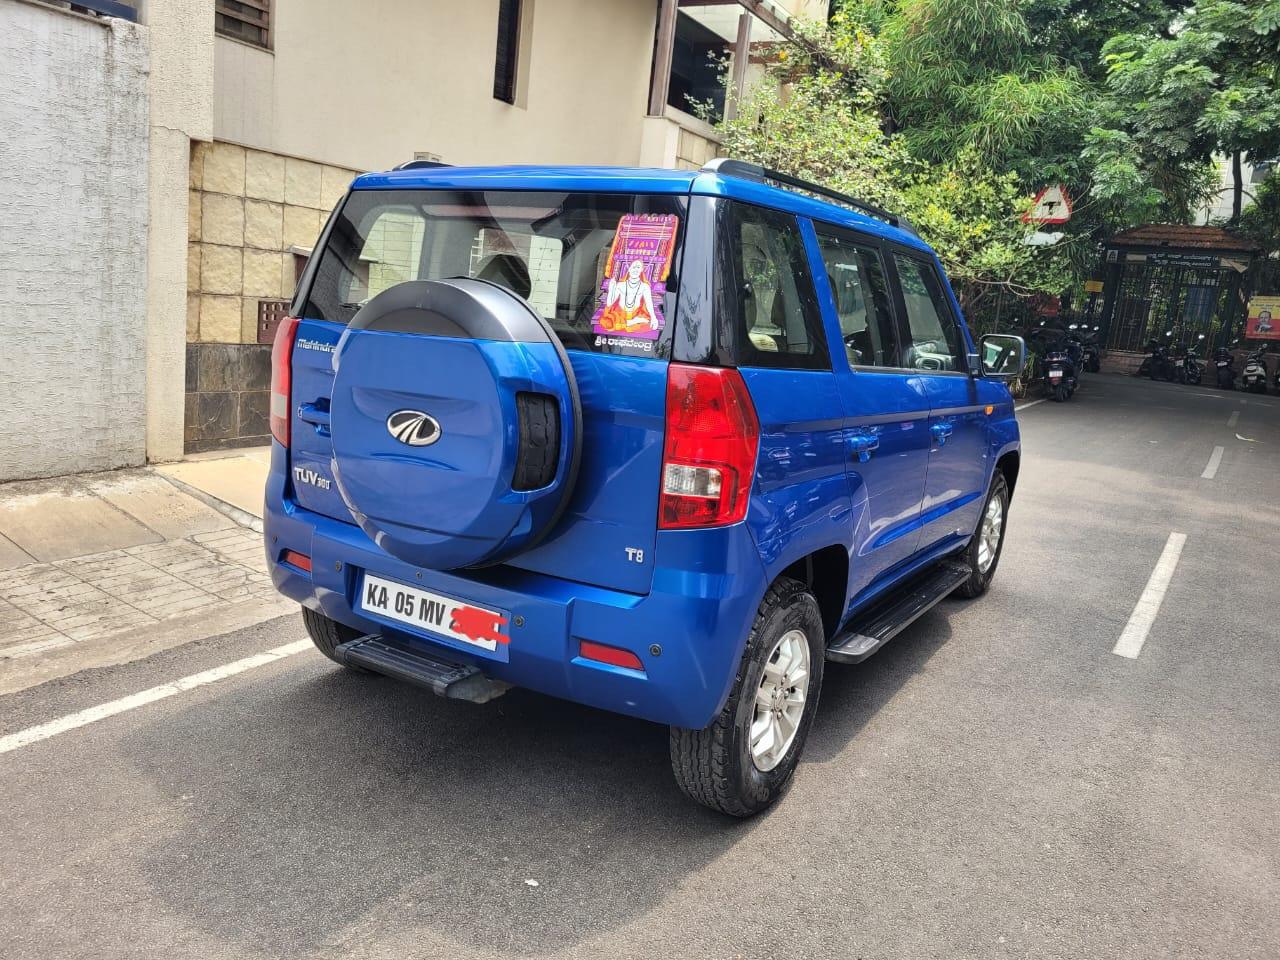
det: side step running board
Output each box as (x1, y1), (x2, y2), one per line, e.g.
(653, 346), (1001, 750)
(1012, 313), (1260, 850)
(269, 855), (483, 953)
(826, 560), (971, 664)
(335, 635), (511, 704)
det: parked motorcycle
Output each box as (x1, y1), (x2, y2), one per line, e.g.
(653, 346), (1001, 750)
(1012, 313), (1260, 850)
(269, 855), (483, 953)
(1212, 345), (1236, 390)
(1080, 324), (1102, 373)
(1174, 334), (1206, 385)
(1241, 346), (1270, 394)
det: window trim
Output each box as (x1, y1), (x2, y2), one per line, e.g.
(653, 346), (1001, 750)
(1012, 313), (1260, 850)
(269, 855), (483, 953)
(215, 0), (272, 51)
(884, 244), (972, 377)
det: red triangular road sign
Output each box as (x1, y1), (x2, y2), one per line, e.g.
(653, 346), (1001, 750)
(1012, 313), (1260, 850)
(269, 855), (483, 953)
(1024, 185), (1072, 224)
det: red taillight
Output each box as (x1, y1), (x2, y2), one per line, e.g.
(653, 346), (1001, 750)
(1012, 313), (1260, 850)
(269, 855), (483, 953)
(270, 316), (300, 446)
(659, 364), (760, 529)
(281, 549), (312, 573)
(579, 640), (644, 671)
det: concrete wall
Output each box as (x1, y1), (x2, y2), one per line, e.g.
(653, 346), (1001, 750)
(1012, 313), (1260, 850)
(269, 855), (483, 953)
(141, 0), (216, 464)
(0, 1), (150, 481)
(213, 0), (658, 171)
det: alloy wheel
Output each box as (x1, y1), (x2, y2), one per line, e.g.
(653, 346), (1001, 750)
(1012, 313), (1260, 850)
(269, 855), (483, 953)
(750, 628), (810, 772)
(977, 492), (1004, 574)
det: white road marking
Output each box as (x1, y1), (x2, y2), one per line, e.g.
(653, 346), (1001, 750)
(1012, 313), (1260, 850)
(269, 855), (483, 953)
(1113, 532), (1187, 660)
(0, 639), (311, 755)
(1015, 399), (1046, 411)
(1200, 445), (1225, 479)
(1227, 410), (1240, 427)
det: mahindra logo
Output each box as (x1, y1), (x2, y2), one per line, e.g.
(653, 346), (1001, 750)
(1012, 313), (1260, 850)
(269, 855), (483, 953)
(386, 409), (442, 446)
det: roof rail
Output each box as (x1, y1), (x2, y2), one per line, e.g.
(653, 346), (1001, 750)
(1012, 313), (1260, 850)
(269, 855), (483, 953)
(701, 158), (914, 234)
(392, 159), (453, 171)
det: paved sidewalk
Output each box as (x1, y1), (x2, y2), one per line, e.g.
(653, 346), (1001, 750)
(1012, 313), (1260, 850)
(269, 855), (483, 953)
(0, 450), (288, 694)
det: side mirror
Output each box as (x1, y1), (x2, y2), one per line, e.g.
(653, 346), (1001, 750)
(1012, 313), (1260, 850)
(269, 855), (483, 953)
(980, 333), (1026, 380)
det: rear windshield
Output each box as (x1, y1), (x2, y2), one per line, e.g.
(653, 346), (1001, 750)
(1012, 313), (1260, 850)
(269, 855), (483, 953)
(302, 189), (686, 357)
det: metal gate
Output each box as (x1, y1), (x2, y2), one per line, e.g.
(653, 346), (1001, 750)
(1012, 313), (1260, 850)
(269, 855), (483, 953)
(1107, 261), (1235, 355)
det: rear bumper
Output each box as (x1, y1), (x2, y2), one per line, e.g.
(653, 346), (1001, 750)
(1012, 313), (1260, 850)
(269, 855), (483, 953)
(264, 443), (767, 728)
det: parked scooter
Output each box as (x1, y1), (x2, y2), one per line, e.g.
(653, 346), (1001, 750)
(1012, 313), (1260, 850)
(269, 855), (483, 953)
(1212, 344), (1237, 390)
(1032, 326), (1079, 401)
(1241, 346), (1270, 394)
(1137, 333), (1175, 380)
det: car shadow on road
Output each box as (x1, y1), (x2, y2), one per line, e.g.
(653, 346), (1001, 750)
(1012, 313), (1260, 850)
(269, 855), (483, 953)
(127, 610), (953, 956)
(806, 609), (953, 765)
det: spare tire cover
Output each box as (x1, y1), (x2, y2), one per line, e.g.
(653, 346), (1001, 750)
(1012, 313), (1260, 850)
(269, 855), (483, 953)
(329, 278), (581, 570)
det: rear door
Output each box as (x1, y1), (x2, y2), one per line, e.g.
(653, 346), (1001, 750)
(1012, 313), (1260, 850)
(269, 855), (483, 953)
(809, 222), (931, 600)
(885, 247), (988, 553)
(714, 202), (850, 575)
(289, 188), (686, 594)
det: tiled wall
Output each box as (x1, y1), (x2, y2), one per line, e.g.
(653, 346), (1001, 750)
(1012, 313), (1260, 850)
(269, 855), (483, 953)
(185, 140), (359, 451)
(184, 342), (271, 453)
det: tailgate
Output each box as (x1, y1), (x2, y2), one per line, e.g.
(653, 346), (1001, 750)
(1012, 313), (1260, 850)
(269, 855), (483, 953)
(288, 322), (665, 595)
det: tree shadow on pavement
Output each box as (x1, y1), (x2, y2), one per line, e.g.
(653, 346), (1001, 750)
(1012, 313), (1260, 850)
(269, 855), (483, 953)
(127, 608), (954, 957)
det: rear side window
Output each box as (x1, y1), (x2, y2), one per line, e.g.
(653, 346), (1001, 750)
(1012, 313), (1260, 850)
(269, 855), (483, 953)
(725, 202), (828, 370)
(891, 253), (966, 372)
(814, 227), (897, 368)
(302, 189), (686, 358)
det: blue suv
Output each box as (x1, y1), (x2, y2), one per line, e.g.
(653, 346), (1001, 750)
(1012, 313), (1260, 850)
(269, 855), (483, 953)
(264, 159), (1025, 816)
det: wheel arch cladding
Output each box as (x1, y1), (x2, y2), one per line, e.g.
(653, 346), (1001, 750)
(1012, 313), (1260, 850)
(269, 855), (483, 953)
(779, 543), (847, 638)
(996, 450), (1020, 498)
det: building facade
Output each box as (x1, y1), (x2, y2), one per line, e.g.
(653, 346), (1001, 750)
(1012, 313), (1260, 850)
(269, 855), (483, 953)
(0, 0), (822, 477)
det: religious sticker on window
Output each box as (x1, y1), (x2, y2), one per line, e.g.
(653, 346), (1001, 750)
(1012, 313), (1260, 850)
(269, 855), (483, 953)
(592, 214), (679, 341)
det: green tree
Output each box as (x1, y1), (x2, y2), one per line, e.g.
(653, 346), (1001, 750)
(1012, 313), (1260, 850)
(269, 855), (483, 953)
(877, 0), (1089, 179)
(1095, 0), (1280, 222)
(714, 13), (1068, 317)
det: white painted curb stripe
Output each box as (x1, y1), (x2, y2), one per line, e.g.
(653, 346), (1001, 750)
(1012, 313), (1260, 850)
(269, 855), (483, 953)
(1200, 445), (1224, 479)
(1227, 410), (1240, 428)
(1015, 398), (1046, 411)
(0, 639), (311, 755)
(1112, 532), (1187, 660)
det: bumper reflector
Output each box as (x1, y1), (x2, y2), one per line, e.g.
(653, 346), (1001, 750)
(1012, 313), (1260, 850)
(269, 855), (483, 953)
(579, 640), (644, 671)
(281, 550), (312, 573)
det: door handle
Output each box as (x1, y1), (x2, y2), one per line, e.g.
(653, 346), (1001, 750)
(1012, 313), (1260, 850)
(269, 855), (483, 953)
(849, 432), (879, 463)
(297, 401), (331, 437)
(931, 422), (953, 447)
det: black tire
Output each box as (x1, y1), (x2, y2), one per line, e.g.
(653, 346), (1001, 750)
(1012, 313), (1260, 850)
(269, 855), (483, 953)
(669, 577), (825, 818)
(1052, 383), (1069, 402)
(302, 606), (364, 666)
(953, 472), (1010, 599)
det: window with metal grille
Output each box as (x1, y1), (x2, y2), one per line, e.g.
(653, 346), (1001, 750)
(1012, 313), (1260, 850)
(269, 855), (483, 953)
(216, 0), (271, 50)
(493, 0), (521, 104)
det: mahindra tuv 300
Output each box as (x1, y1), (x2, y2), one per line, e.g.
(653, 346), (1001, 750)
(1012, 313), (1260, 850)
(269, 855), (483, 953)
(264, 159), (1025, 816)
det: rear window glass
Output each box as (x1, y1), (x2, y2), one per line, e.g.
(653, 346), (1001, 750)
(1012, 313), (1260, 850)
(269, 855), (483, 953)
(302, 189), (686, 357)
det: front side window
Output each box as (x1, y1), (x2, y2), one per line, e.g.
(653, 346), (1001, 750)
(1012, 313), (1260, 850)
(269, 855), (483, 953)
(726, 202), (828, 369)
(815, 228), (897, 368)
(892, 253), (966, 372)
(303, 190), (686, 358)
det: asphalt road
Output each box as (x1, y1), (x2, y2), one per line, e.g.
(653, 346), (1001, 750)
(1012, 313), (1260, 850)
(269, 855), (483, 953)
(2, 375), (1277, 960)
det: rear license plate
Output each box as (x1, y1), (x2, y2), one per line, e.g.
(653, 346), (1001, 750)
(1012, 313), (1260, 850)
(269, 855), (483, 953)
(1217, 361), (1228, 366)
(1176, 360), (1184, 366)
(1048, 370), (1063, 379)
(360, 573), (509, 651)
